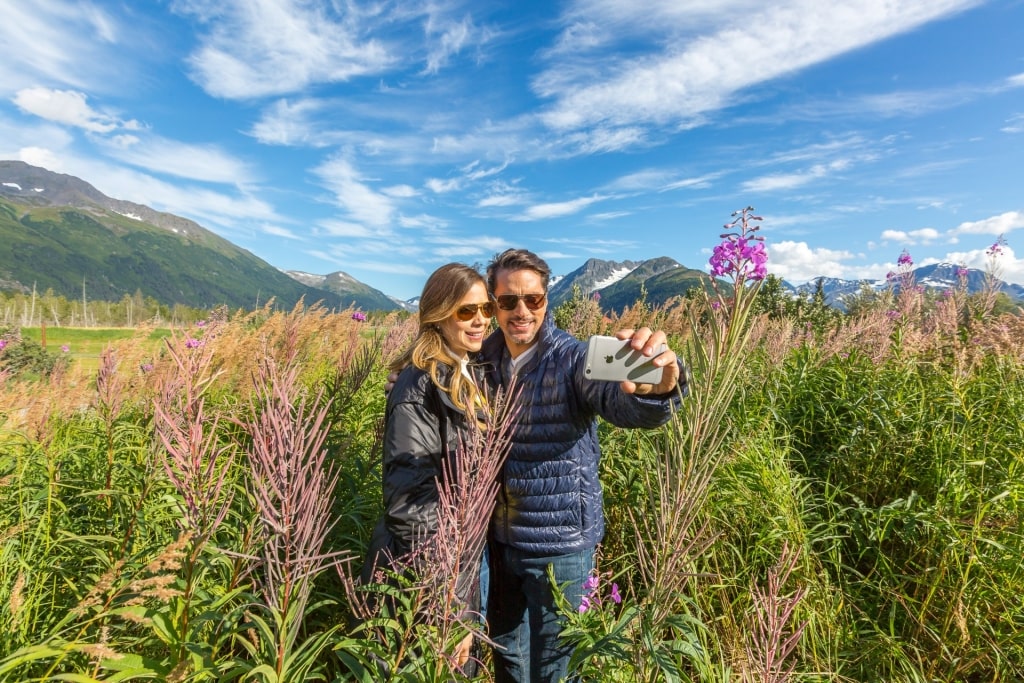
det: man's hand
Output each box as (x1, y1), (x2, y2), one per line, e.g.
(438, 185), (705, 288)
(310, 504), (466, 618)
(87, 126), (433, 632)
(613, 327), (680, 396)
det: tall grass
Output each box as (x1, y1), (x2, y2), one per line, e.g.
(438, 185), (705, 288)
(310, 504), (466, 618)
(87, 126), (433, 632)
(1, 240), (1022, 680)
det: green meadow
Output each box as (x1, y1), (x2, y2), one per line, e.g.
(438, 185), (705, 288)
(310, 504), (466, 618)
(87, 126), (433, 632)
(1, 227), (1022, 681)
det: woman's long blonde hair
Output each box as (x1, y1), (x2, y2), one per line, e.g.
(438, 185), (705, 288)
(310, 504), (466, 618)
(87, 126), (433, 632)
(390, 263), (488, 414)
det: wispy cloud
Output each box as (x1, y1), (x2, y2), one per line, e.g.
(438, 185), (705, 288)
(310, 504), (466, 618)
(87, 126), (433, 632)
(13, 87), (140, 134)
(947, 211), (1024, 238)
(767, 240), (858, 282)
(742, 160), (850, 193)
(314, 155), (396, 227)
(177, 0), (398, 99)
(880, 227), (941, 244)
(536, 0), (980, 131)
(514, 194), (607, 221)
(1002, 114), (1024, 134)
(0, 0), (130, 95)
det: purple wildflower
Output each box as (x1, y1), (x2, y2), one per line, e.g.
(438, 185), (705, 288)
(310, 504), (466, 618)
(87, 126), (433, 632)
(708, 210), (768, 283)
(886, 310), (901, 320)
(610, 583), (621, 604)
(61, 344), (70, 353)
(196, 320), (207, 328)
(897, 249), (913, 267)
(351, 311), (367, 322)
(592, 291), (601, 302)
(957, 267), (969, 278)
(185, 338), (202, 349)
(140, 362), (154, 373)
(578, 596), (592, 614)
(0, 339), (7, 351)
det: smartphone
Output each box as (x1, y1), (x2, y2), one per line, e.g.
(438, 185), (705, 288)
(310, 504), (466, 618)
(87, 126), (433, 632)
(584, 335), (667, 384)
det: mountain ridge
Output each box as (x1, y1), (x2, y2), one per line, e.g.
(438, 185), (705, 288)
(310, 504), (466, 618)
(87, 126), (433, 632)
(0, 161), (400, 312)
(2, 161), (1021, 314)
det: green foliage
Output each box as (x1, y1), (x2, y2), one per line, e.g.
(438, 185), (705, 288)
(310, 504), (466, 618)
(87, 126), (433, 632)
(0, 327), (68, 378)
(0, 195), (349, 313)
(2, 227), (1023, 681)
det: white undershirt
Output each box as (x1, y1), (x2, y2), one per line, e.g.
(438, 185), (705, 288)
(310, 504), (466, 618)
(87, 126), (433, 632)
(508, 344), (538, 375)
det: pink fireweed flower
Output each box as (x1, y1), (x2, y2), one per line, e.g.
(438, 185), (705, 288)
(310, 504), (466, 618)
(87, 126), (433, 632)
(887, 310), (901, 320)
(351, 311), (367, 322)
(185, 338), (202, 349)
(0, 339), (7, 351)
(610, 583), (621, 604)
(140, 362), (154, 373)
(957, 266), (969, 278)
(592, 291), (601, 302)
(708, 208), (768, 282)
(61, 344), (70, 353)
(987, 236), (1008, 258)
(897, 250), (913, 267)
(196, 320), (207, 327)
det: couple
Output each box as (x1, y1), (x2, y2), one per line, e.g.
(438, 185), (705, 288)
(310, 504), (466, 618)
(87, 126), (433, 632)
(363, 248), (685, 682)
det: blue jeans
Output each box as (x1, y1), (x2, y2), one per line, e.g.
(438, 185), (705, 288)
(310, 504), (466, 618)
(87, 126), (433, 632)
(488, 542), (595, 683)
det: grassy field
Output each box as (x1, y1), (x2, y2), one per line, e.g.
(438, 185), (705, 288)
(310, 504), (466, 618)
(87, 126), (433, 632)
(19, 326), (174, 373)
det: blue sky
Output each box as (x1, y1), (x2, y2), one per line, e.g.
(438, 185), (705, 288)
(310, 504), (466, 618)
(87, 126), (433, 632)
(2, 0), (1022, 300)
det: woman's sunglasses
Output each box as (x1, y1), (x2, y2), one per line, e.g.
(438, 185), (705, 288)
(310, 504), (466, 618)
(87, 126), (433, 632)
(455, 302), (496, 321)
(492, 293), (547, 311)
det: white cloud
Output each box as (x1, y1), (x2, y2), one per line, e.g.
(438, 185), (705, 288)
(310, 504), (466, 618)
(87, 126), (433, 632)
(426, 177), (462, 193)
(537, 0), (979, 131)
(1002, 114), (1024, 134)
(100, 135), (255, 185)
(314, 156), (396, 227)
(318, 220), (375, 238)
(766, 240), (857, 282)
(248, 99), (325, 146)
(383, 184), (418, 198)
(0, 0), (130, 96)
(177, 0), (397, 99)
(947, 211), (1024, 238)
(879, 227), (941, 244)
(515, 194), (606, 221)
(262, 224), (300, 239)
(940, 245), (1024, 285)
(423, 15), (474, 74)
(742, 162), (841, 193)
(13, 87), (139, 134)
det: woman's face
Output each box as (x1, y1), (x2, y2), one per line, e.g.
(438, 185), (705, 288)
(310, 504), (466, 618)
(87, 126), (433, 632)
(440, 281), (492, 358)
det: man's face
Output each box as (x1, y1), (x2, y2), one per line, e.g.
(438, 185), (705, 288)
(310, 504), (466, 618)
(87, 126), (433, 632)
(491, 267), (548, 359)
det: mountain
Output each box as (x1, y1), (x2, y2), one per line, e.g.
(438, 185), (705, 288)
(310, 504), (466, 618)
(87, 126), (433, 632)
(0, 160), (358, 311)
(595, 257), (712, 312)
(284, 270), (403, 312)
(790, 263), (1024, 310)
(549, 255), (719, 312)
(548, 258), (640, 306)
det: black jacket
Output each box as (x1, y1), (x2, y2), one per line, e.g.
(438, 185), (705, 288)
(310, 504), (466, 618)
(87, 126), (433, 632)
(361, 362), (483, 607)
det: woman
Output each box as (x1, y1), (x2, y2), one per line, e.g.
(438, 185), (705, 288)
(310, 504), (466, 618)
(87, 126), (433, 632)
(361, 262), (496, 668)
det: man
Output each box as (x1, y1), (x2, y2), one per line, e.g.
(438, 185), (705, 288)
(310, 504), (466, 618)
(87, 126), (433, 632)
(480, 248), (684, 683)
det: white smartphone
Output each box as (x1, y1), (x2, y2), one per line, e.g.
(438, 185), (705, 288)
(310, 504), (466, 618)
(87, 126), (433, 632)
(584, 335), (667, 384)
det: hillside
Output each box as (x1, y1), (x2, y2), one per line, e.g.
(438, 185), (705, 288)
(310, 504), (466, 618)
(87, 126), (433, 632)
(0, 161), (355, 311)
(285, 270), (404, 312)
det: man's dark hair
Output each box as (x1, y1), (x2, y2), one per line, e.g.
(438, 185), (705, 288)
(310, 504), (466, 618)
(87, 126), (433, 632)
(486, 248), (551, 293)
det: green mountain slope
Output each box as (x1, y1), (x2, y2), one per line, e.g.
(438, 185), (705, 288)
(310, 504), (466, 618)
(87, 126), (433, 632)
(597, 257), (715, 312)
(0, 196), (345, 311)
(285, 270), (402, 312)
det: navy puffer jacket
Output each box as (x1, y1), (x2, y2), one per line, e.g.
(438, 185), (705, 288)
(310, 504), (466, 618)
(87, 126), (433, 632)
(480, 316), (684, 555)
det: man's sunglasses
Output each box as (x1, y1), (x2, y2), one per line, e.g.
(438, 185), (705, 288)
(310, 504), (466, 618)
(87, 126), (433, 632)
(492, 293), (547, 311)
(455, 302), (496, 321)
